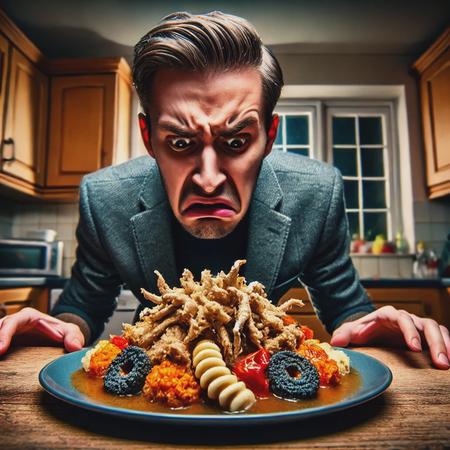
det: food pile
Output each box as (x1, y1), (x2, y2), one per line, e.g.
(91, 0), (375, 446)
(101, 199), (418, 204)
(81, 260), (350, 413)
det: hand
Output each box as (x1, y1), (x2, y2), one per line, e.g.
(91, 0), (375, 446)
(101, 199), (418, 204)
(330, 305), (450, 370)
(0, 307), (84, 356)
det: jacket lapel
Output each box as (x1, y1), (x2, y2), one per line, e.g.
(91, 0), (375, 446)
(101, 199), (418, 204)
(130, 163), (178, 291)
(130, 157), (291, 296)
(245, 158), (292, 296)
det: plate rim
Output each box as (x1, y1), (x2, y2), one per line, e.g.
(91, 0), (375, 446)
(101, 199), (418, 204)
(39, 347), (392, 425)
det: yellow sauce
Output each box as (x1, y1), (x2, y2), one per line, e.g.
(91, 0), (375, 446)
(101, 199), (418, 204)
(72, 369), (361, 415)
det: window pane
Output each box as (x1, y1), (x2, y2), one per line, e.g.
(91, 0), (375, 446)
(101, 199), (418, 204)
(364, 212), (387, 241)
(333, 117), (356, 145)
(363, 180), (386, 208)
(344, 180), (359, 209)
(333, 147), (357, 176)
(274, 116), (283, 145)
(287, 148), (309, 157)
(347, 212), (360, 239)
(286, 116), (309, 145)
(359, 117), (382, 145)
(361, 147), (384, 177)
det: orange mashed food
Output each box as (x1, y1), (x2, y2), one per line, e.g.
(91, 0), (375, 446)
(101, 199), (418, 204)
(89, 342), (122, 378)
(297, 341), (341, 386)
(143, 360), (201, 408)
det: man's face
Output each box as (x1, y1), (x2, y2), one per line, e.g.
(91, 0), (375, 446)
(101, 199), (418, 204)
(139, 68), (278, 239)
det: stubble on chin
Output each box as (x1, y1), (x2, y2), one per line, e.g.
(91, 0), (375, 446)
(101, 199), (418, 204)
(182, 219), (237, 239)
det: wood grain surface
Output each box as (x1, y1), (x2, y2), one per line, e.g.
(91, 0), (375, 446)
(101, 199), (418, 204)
(0, 345), (449, 449)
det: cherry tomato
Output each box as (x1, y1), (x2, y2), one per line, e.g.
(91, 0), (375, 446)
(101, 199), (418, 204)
(110, 335), (129, 350)
(233, 348), (271, 398)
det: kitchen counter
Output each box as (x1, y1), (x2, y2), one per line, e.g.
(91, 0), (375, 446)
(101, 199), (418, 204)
(0, 345), (448, 448)
(0, 276), (448, 289)
(0, 277), (69, 288)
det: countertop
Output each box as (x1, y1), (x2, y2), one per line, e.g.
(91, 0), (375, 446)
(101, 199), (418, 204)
(0, 276), (448, 289)
(0, 345), (449, 448)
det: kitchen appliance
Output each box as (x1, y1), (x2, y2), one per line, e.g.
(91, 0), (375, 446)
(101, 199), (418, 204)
(0, 238), (64, 277)
(50, 288), (140, 341)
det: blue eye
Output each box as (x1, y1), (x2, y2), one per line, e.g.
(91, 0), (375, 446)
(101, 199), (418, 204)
(168, 137), (194, 152)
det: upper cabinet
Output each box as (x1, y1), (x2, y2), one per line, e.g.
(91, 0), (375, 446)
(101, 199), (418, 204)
(413, 27), (450, 199)
(2, 47), (48, 186)
(0, 9), (131, 200)
(0, 33), (8, 148)
(46, 60), (131, 188)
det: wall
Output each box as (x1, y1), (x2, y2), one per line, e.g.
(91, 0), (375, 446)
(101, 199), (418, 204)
(276, 51), (450, 258)
(2, 53), (449, 279)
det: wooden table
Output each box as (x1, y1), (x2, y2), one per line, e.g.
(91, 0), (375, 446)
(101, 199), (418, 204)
(0, 345), (449, 449)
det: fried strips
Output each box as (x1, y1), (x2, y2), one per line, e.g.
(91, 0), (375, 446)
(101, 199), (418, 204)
(124, 260), (305, 365)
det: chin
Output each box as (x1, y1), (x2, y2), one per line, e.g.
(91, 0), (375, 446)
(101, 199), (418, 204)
(182, 219), (238, 239)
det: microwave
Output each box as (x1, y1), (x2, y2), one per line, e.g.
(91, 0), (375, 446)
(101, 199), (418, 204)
(0, 239), (64, 277)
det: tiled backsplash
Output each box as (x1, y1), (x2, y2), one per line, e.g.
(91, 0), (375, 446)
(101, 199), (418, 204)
(1, 195), (449, 279)
(413, 199), (450, 257)
(352, 254), (414, 278)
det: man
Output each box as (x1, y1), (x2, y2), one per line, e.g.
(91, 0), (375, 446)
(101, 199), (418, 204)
(0, 11), (448, 369)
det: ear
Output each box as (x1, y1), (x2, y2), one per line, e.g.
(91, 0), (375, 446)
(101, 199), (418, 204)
(264, 114), (280, 157)
(138, 113), (155, 158)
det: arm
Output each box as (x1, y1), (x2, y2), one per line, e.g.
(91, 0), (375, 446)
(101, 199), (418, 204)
(0, 178), (121, 356)
(302, 169), (450, 370)
(51, 177), (122, 343)
(301, 167), (375, 333)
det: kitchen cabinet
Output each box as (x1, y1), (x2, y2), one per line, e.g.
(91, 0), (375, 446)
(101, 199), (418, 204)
(0, 33), (8, 148)
(0, 287), (48, 317)
(1, 46), (48, 186)
(0, 9), (132, 200)
(279, 286), (450, 341)
(46, 60), (131, 188)
(413, 27), (450, 199)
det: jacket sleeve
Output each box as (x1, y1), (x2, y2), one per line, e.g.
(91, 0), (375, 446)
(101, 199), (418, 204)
(50, 178), (122, 342)
(300, 168), (375, 333)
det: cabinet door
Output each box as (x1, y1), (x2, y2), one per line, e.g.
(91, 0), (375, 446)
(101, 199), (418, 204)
(0, 34), (9, 146)
(46, 74), (116, 187)
(420, 47), (450, 198)
(2, 47), (47, 185)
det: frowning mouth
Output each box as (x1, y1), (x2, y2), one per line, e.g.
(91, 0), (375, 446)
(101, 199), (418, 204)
(181, 198), (237, 219)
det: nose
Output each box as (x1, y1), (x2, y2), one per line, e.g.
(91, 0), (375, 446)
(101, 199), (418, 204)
(192, 145), (227, 193)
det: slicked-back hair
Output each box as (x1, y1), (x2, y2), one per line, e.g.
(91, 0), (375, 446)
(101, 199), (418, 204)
(133, 11), (284, 131)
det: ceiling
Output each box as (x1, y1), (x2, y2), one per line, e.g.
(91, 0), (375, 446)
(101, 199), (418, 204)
(1, 0), (449, 62)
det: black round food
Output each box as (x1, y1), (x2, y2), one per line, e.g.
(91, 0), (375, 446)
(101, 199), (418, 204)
(267, 351), (319, 400)
(104, 346), (152, 395)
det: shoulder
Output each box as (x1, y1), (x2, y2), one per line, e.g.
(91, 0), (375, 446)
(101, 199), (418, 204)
(266, 151), (340, 189)
(79, 156), (157, 212)
(82, 156), (155, 185)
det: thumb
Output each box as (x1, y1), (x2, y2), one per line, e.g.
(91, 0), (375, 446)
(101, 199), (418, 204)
(63, 324), (85, 352)
(330, 325), (352, 347)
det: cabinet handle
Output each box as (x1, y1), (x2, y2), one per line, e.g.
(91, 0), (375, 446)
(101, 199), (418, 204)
(2, 138), (15, 162)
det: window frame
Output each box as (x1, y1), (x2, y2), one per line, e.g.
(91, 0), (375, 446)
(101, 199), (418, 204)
(274, 99), (402, 242)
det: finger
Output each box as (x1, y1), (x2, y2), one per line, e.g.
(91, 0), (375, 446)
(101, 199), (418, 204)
(330, 323), (353, 347)
(0, 317), (19, 355)
(421, 319), (449, 369)
(35, 319), (65, 342)
(395, 312), (422, 352)
(439, 325), (450, 357)
(62, 323), (85, 353)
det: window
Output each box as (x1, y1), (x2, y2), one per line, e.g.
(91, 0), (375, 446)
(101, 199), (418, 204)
(274, 100), (400, 241)
(272, 104), (319, 158)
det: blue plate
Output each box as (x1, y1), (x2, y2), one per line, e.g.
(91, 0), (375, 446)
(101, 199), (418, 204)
(39, 348), (392, 426)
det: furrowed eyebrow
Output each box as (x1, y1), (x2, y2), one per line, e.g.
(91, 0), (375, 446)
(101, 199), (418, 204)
(219, 117), (258, 138)
(158, 123), (199, 138)
(158, 116), (259, 138)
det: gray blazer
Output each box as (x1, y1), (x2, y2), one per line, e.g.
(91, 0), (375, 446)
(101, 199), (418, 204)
(52, 151), (374, 341)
